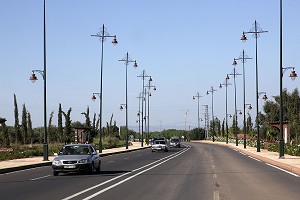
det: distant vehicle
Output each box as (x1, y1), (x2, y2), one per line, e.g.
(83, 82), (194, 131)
(52, 144), (101, 176)
(152, 137), (166, 144)
(170, 136), (181, 148)
(151, 140), (168, 152)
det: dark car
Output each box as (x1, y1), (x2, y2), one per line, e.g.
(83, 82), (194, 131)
(170, 137), (181, 148)
(52, 144), (101, 176)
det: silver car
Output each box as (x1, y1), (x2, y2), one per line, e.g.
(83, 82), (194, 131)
(52, 144), (101, 176)
(151, 140), (168, 152)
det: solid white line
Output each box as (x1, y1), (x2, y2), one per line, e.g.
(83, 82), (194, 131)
(30, 175), (51, 181)
(0, 166), (48, 175)
(62, 147), (190, 200)
(82, 148), (190, 200)
(213, 191), (219, 200)
(265, 163), (299, 177)
(248, 156), (261, 162)
(240, 152), (246, 155)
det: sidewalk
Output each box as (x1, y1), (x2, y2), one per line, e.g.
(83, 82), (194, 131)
(195, 140), (300, 176)
(0, 142), (150, 174)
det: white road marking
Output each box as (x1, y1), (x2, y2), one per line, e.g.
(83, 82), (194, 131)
(63, 147), (190, 200)
(137, 154), (142, 157)
(213, 174), (217, 179)
(82, 148), (190, 200)
(30, 175), (51, 181)
(266, 163), (299, 177)
(248, 156), (261, 162)
(124, 157), (129, 160)
(239, 152), (246, 155)
(107, 161), (114, 163)
(213, 191), (219, 200)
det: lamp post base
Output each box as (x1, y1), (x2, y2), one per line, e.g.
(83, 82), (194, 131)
(43, 143), (48, 161)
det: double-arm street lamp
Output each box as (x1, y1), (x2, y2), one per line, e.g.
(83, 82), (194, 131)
(233, 50), (252, 148)
(29, 0), (48, 161)
(206, 87), (217, 142)
(227, 67), (241, 146)
(219, 76), (231, 144)
(241, 20), (267, 152)
(193, 92), (202, 129)
(118, 52), (138, 149)
(91, 24), (117, 153)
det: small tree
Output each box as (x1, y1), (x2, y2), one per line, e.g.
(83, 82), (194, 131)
(57, 103), (63, 142)
(14, 94), (21, 147)
(62, 108), (72, 144)
(21, 104), (28, 144)
(27, 112), (34, 145)
(48, 111), (54, 143)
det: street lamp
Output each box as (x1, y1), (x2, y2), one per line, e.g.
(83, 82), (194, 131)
(118, 52), (138, 149)
(233, 50), (252, 148)
(146, 78), (156, 145)
(241, 20), (268, 152)
(193, 92), (202, 129)
(29, 0), (48, 161)
(91, 24), (117, 153)
(136, 92), (143, 142)
(137, 70), (151, 147)
(227, 67), (241, 146)
(219, 75), (231, 144)
(206, 87), (217, 142)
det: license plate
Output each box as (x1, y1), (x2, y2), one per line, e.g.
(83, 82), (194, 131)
(64, 165), (76, 169)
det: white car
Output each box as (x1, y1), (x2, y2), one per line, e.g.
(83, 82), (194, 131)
(151, 140), (168, 152)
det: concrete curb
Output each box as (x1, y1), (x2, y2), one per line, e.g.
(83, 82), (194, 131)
(194, 140), (300, 176)
(0, 146), (150, 174)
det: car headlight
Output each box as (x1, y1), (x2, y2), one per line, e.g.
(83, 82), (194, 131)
(52, 160), (62, 165)
(78, 159), (88, 164)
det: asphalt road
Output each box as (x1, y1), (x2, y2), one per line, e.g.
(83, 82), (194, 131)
(1, 142), (300, 200)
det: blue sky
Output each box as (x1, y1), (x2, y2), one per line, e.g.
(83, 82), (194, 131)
(1, 0), (299, 131)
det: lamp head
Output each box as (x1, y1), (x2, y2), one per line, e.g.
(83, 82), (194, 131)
(91, 95), (96, 102)
(241, 32), (247, 41)
(226, 74), (230, 80)
(29, 73), (38, 83)
(262, 94), (268, 101)
(133, 61), (138, 68)
(232, 59), (237, 66)
(290, 69), (297, 81)
(112, 36), (118, 45)
(219, 83), (222, 89)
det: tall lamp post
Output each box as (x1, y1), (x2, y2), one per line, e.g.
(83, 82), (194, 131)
(227, 68), (241, 146)
(233, 50), (252, 148)
(146, 78), (156, 145)
(118, 52), (138, 149)
(91, 24), (117, 153)
(29, 0), (48, 161)
(137, 70), (151, 147)
(241, 20), (267, 152)
(193, 92), (202, 129)
(219, 75), (231, 144)
(206, 87), (217, 142)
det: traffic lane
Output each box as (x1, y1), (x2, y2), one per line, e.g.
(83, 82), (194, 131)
(95, 143), (218, 200)
(206, 143), (300, 200)
(0, 147), (184, 200)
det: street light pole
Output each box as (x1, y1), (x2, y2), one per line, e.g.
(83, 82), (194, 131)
(137, 70), (151, 147)
(227, 68), (241, 146)
(219, 76), (231, 144)
(91, 24), (117, 153)
(241, 20), (268, 152)
(233, 50), (252, 148)
(193, 92), (202, 129)
(29, 0), (48, 161)
(146, 78), (156, 145)
(118, 52), (138, 149)
(206, 87), (217, 142)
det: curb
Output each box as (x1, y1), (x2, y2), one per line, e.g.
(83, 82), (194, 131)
(0, 146), (150, 174)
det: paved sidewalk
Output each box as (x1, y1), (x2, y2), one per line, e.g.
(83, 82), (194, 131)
(0, 142), (150, 174)
(194, 140), (300, 176)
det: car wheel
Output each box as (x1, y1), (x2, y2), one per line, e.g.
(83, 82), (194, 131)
(88, 163), (94, 174)
(53, 171), (58, 176)
(96, 161), (101, 173)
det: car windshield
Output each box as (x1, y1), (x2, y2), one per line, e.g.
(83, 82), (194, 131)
(171, 139), (179, 142)
(60, 145), (91, 155)
(155, 140), (166, 145)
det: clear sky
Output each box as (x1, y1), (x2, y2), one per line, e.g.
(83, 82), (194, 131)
(1, 0), (299, 131)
